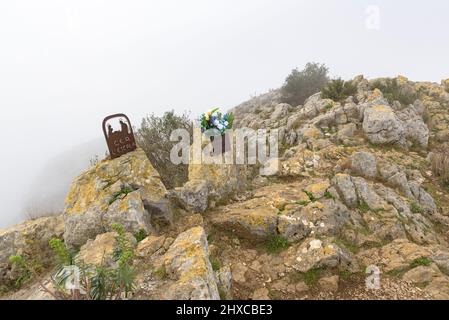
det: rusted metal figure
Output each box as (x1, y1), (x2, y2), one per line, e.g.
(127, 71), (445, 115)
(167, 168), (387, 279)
(102, 113), (137, 159)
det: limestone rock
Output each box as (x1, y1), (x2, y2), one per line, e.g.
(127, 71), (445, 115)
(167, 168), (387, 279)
(136, 235), (166, 258)
(215, 265), (232, 298)
(75, 231), (136, 267)
(63, 149), (171, 248)
(209, 203), (278, 241)
(157, 226), (220, 300)
(363, 105), (405, 146)
(188, 162), (251, 208)
(349, 152), (377, 179)
(333, 174), (358, 208)
(284, 238), (352, 273)
(168, 179), (210, 213)
(0, 216), (64, 287)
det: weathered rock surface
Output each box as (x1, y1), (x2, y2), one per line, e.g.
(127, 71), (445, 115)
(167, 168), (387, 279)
(63, 149), (172, 248)
(156, 226), (220, 300)
(0, 216), (64, 287)
(362, 105), (405, 146)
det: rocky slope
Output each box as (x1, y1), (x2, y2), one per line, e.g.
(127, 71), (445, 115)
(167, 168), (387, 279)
(2, 75), (449, 300)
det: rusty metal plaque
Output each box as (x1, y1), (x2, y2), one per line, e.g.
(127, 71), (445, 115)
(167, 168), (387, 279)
(102, 113), (137, 159)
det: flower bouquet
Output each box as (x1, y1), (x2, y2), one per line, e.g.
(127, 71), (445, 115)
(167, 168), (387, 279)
(199, 108), (234, 154)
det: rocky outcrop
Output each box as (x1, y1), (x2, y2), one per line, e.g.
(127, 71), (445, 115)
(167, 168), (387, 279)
(283, 238), (354, 273)
(155, 226), (220, 300)
(0, 216), (64, 288)
(362, 105), (405, 146)
(63, 149), (172, 248)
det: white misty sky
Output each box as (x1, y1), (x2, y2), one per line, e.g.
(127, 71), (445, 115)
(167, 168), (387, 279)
(0, 0), (448, 228)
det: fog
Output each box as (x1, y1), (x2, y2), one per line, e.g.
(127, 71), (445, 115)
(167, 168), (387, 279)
(1, 0), (448, 228)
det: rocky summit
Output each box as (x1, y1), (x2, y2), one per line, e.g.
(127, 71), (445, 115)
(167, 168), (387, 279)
(2, 75), (449, 300)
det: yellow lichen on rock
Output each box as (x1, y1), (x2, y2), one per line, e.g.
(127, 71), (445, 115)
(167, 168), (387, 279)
(65, 148), (166, 215)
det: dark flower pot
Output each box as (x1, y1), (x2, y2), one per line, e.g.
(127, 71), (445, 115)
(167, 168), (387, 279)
(211, 133), (231, 155)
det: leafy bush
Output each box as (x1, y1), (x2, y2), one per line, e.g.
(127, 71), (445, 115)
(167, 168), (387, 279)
(370, 78), (417, 106)
(134, 229), (148, 243)
(10, 224), (136, 300)
(8, 255), (33, 288)
(410, 257), (432, 268)
(136, 110), (193, 189)
(321, 78), (357, 102)
(209, 256), (221, 271)
(265, 235), (290, 254)
(281, 62), (329, 106)
(410, 202), (423, 214)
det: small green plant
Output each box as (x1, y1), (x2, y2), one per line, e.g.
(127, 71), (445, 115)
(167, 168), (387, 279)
(410, 202), (423, 214)
(324, 103), (333, 111)
(108, 186), (133, 205)
(321, 78), (357, 102)
(370, 78), (417, 106)
(49, 238), (74, 266)
(134, 229), (148, 243)
(8, 255), (33, 288)
(297, 268), (323, 287)
(209, 256), (221, 271)
(111, 223), (134, 268)
(296, 200), (310, 206)
(218, 287), (228, 300)
(357, 199), (370, 213)
(154, 265), (168, 280)
(304, 191), (317, 202)
(410, 257), (432, 268)
(334, 238), (360, 254)
(43, 224), (136, 300)
(324, 191), (335, 200)
(265, 235), (290, 254)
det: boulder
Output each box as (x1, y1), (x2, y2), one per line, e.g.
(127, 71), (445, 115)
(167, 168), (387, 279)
(157, 226), (220, 300)
(284, 238), (352, 273)
(209, 203), (278, 241)
(136, 235), (166, 258)
(362, 105), (405, 146)
(63, 149), (172, 248)
(215, 265), (232, 298)
(0, 216), (64, 287)
(349, 152), (377, 179)
(188, 161), (252, 208)
(333, 174), (358, 208)
(168, 179), (210, 213)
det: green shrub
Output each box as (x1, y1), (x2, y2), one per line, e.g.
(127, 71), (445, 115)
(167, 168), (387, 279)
(357, 199), (370, 213)
(8, 255), (33, 288)
(304, 190), (317, 202)
(293, 268), (323, 287)
(154, 265), (168, 280)
(281, 62), (329, 106)
(265, 235), (290, 254)
(321, 78), (357, 102)
(136, 110), (193, 189)
(134, 229), (148, 243)
(209, 256), (221, 271)
(370, 78), (417, 106)
(410, 257), (432, 268)
(324, 191), (335, 200)
(9, 225), (136, 300)
(108, 186), (133, 205)
(410, 202), (423, 214)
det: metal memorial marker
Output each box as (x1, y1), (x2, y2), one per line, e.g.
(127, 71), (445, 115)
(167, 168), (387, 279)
(102, 113), (137, 159)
